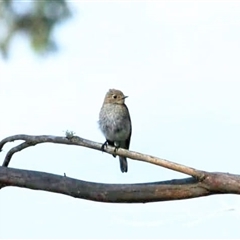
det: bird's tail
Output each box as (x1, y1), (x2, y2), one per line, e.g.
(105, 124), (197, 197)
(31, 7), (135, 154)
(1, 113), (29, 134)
(119, 156), (128, 173)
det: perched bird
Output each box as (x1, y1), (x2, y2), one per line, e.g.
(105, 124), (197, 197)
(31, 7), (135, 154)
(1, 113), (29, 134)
(99, 89), (132, 173)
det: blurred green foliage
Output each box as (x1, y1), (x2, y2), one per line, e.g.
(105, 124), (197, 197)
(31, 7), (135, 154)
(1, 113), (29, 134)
(0, 0), (71, 58)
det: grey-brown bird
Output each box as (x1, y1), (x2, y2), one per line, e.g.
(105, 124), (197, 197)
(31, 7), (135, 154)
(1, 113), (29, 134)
(99, 89), (132, 173)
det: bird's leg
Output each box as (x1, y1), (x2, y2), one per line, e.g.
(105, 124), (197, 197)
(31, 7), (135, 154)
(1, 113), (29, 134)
(101, 140), (117, 158)
(114, 146), (119, 153)
(114, 141), (120, 153)
(101, 140), (108, 151)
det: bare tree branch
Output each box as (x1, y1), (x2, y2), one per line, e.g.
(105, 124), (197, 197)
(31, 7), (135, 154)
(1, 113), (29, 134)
(0, 134), (204, 179)
(1, 166), (239, 203)
(2, 142), (36, 167)
(1, 134), (240, 202)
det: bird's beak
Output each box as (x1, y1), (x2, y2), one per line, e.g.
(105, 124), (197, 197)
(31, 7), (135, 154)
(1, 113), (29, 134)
(123, 95), (128, 99)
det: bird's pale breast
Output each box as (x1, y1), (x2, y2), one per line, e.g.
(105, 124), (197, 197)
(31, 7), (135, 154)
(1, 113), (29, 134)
(99, 103), (131, 142)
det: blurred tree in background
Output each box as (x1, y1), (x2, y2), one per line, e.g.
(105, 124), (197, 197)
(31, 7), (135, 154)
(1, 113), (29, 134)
(0, 0), (72, 58)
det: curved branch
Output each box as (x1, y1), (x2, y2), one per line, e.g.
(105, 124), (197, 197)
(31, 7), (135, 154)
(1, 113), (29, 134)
(0, 167), (240, 202)
(1, 134), (240, 202)
(0, 134), (204, 178)
(2, 142), (36, 167)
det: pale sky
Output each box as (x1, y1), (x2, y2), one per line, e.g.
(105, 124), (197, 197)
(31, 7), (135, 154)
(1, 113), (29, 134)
(1, 1), (240, 239)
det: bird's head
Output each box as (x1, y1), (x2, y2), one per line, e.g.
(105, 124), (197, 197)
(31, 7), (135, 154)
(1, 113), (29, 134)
(103, 89), (128, 104)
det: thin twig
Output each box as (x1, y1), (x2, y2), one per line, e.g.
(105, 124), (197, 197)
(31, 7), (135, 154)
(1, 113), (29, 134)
(0, 134), (205, 178)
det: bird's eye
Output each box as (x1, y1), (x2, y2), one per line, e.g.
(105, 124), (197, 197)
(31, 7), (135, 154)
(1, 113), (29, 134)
(112, 95), (117, 99)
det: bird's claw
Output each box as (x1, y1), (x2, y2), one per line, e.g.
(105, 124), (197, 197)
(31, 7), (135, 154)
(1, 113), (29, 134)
(114, 146), (119, 153)
(101, 141), (108, 151)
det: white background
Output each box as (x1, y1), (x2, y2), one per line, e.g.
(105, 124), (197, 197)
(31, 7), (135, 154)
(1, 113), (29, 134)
(1, 1), (240, 238)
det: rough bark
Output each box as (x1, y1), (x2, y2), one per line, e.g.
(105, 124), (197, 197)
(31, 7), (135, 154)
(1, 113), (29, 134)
(0, 134), (239, 203)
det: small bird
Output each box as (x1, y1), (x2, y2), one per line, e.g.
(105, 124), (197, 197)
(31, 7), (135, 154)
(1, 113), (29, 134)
(99, 89), (132, 173)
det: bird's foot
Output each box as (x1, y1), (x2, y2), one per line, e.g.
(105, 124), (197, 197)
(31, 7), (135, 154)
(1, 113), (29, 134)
(114, 146), (119, 153)
(101, 141), (108, 151)
(112, 144), (120, 157)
